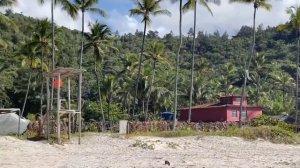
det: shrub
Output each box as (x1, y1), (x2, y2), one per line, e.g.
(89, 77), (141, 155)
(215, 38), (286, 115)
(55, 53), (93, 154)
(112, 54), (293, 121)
(249, 115), (295, 132)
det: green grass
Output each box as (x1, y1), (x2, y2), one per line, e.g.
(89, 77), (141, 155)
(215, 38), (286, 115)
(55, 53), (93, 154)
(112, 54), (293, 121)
(209, 126), (300, 144)
(127, 126), (300, 144)
(127, 129), (200, 138)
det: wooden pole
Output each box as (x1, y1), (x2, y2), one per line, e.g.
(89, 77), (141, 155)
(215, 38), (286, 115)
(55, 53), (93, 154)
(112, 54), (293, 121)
(78, 72), (82, 144)
(68, 78), (71, 140)
(57, 74), (61, 144)
(46, 77), (50, 140)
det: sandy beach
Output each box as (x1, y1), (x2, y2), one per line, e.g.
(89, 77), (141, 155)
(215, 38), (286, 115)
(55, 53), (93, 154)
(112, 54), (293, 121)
(0, 133), (300, 168)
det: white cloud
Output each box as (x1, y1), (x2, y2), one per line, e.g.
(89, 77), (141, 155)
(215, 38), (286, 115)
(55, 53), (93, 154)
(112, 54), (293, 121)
(106, 0), (297, 37)
(10, 0), (93, 31)
(1, 0), (298, 37)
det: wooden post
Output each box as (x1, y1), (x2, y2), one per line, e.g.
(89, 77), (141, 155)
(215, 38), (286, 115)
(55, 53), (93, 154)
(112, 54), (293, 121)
(46, 77), (50, 140)
(78, 72), (82, 144)
(18, 109), (20, 136)
(68, 78), (71, 140)
(57, 74), (61, 144)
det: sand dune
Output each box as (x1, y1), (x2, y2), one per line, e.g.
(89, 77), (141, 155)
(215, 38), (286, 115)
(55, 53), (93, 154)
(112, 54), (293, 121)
(1, 133), (300, 168)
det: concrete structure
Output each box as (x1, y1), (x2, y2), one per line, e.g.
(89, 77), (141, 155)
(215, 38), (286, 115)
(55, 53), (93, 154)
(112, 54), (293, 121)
(179, 96), (262, 122)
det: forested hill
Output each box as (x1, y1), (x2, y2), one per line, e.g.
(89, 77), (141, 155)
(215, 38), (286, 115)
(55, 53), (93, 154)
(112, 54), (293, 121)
(0, 11), (298, 120)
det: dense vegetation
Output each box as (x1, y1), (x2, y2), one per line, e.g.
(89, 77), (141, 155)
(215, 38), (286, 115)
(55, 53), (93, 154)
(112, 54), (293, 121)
(0, 8), (299, 122)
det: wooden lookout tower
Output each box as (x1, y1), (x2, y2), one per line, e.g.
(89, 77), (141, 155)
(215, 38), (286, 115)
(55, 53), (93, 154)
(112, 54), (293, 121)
(46, 67), (83, 144)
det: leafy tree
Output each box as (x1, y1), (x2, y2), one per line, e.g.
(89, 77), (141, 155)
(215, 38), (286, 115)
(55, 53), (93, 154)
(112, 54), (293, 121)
(84, 22), (117, 123)
(278, 5), (300, 123)
(144, 41), (169, 118)
(229, 0), (272, 126)
(183, 0), (220, 122)
(129, 0), (171, 115)
(74, 0), (106, 69)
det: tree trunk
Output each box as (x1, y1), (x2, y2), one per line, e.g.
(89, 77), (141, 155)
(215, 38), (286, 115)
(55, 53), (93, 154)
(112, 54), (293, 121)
(21, 70), (32, 117)
(173, 0), (183, 131)
(188, 2), (197, 123)
(133, 21), (147, 116)
(239, 6), (257, 127)
(295, 31), (299, 124)
(108, 96), (111, 122)
(40, 49), (44, 116)
(146, 61), (156, 120)
(94, 63), (105, 127)
(50, 0), (55, 110)
(79, 7), (85, 69)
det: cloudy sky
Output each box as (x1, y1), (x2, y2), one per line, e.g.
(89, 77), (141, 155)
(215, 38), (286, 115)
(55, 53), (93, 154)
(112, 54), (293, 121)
(4, 0), (299, 37)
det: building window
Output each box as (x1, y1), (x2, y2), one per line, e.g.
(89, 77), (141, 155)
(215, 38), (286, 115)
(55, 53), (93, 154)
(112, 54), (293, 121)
(235, 97), (241, 103)
(232, 110), (237, 117)
(241, 111), (247, 118)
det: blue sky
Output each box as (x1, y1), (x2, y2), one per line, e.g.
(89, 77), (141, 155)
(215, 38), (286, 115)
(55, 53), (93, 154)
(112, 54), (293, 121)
(4, 0), (299, 37)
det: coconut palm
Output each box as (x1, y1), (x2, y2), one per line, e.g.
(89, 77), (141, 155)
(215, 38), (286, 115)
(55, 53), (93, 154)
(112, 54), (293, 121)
(129, 0), (171, 116)
(84, 22), (117, 124)
(182, 0), (218, 122)
(38, 0), (77, 111)
(74, 0), (106, 69)
(229, 0), (272, 126)
(144, 41), (169, 119)
(30, 19), (52, 116)
(278, 5), (300, 123)
(170, 0), (183, 130)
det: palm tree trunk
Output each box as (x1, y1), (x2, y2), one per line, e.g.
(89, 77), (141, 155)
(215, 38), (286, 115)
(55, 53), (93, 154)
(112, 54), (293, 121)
(239, 6), (257, 127)
(50, 0), (55, 110)
(188, 2), (197, 123)
(21, 69), (32, 117)
(295, 31), (299, 124)
(133, 21), (147, 116)
(79, 8), (85, 69)
(108, 96), (111, 122)
(94, 63), (105, 127)
(283, 81), (286, 110)
(173, 0), (183, 131)
(146, 61), (156, 120)
(40, 49), (44, 116)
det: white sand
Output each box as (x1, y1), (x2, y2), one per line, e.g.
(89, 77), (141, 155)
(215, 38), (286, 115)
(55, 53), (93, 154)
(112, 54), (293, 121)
(1, 133), (300, 168)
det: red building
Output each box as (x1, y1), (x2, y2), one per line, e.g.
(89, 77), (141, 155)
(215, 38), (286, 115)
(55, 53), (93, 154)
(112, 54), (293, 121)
(179, 95), (262, 122)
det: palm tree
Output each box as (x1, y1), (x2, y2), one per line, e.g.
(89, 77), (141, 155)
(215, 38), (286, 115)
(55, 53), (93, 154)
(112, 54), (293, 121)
(170, 0), (183, 130)
(278, 5), (300, 123)
(182, 0), (217, 122)
(272, 71), (295, 111)
(229, 0), (271, 126)
(30, 19), (52, 116)
(129, 0), (171, 116)
(38, 0), (77, 111)
(144, 41), (169, 119)
(74, 0), (106, 69)
(84, 22), (117, 124)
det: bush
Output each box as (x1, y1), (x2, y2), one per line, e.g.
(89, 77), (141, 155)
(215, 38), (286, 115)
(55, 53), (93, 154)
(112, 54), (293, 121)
(249, 115), (295, 132)
(215, 126), (298, 144)
(26, 113), (36, 121)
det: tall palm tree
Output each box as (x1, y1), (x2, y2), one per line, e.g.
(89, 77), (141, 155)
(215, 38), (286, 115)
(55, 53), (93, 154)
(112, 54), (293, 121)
(74, 0), (106, 69)
(84, 22), (117, 124)
(129, 0), (171, 116)
(30, 19), (52, 116)
(229, 0), (271, 126)
(170, 0), (183, 130)
(38, 0), (77, 111)
(278, 5), (300, 123)
(182, 0), (217, 122)
(144, 41), (169, 119)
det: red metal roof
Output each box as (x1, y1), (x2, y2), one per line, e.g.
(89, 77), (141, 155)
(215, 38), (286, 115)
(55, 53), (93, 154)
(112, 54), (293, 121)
(179, 103), (261, 110)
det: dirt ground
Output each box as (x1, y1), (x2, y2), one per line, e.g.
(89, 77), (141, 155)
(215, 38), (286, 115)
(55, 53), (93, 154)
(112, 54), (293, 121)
(1, 133), (300, 168)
